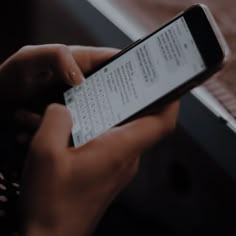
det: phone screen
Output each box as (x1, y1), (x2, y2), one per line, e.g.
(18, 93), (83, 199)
(64, 17), (206, 146)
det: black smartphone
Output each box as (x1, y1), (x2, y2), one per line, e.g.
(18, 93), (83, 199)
(63, 4), (230, 147)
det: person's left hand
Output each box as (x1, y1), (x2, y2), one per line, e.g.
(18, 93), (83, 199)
(0, 44), (118, 144)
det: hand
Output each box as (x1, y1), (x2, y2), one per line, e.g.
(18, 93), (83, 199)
(0, 44), (118, 144)
(0, 44), (84, 108)
(21, 101), (178, 236)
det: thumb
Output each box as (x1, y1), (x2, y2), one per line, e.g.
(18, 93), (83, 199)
(33, 104), (72, 152)
(79, 102), (178, 170)
(17, 44), (85, 85)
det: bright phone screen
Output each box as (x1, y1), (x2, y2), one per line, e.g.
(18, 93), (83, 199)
(64, 17), (206, 146)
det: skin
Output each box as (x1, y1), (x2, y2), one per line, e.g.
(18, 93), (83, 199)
(0, 44), (179, 236)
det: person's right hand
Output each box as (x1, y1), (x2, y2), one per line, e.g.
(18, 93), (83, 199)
(21, 101), (178, 236)
(0, 45), (118, 147)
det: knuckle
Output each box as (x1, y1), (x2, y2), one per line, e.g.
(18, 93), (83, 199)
(118, 158), (140, 188)
(17, 45), (34, 55)
(97, 134), (129, 170)
(109, 152), (128, 171)
(130, 159), (140, 178)
(53, 44), (70, 59)
(13, 46), (36, 72)
(12, 46), (32, 67)
(123, 158), (140, 181)
(46, 103), (69, 116)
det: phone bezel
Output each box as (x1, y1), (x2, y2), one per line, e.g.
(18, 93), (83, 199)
(64, 4), (228, 144)
(83, 4), (225, 78)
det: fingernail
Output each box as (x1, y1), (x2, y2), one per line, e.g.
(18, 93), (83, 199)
(0, 173), (4, 180)
(0, 184), (6, 191)
(0, 196), (8, 202)
(12, 182), (20, 188)
(69, 71), (85, 85)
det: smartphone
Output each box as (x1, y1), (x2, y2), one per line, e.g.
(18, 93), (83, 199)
(63, 4), (230, 147)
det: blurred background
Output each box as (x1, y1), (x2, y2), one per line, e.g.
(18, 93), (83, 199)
(0, 0), (236, 235)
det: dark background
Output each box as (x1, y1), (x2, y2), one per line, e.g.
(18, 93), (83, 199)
(0, 0), (235, 235)
(0, 1), (32, 63)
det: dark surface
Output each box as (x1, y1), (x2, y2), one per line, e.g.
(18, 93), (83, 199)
(0, 0), (32, 63)
(179, 94), (236, 177)
(0, 0), (236, 235)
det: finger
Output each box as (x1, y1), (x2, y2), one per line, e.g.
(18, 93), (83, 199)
(120, 101), (179, 149)
(34, 104), (72, 151)
(114, 101), (179, 151)
(70, 46), (120, 74)
(15, 110), (41, 132)
(17, 44), (85, 85)
(80, 101), (179, 165)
